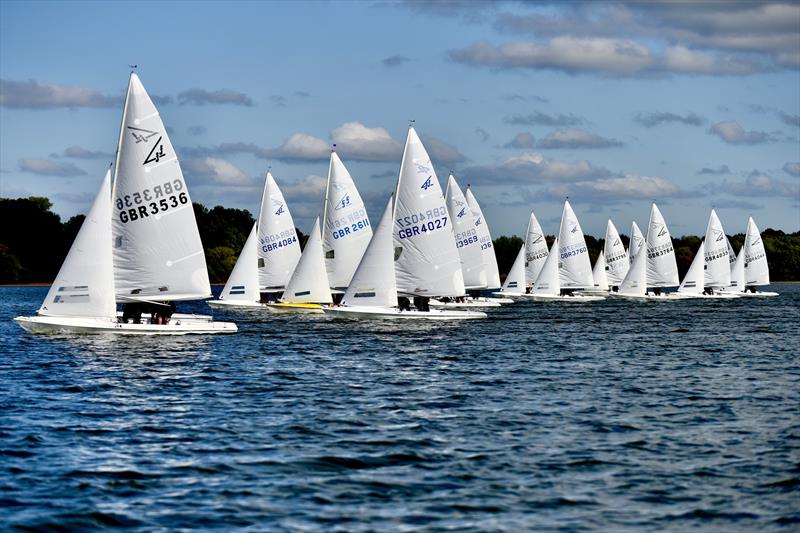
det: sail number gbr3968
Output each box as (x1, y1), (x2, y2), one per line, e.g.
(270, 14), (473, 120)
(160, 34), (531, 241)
(117, 179), (187, 223)
(397, 206), (448, 239)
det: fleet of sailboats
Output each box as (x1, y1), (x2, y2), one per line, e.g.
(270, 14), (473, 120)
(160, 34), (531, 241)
(13, 74), (782, 334)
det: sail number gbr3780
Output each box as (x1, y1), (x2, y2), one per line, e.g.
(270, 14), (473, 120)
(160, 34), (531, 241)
(117, 178), (188, 223)
(397, 206), (448, 239)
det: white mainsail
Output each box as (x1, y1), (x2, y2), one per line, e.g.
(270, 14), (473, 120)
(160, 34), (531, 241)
(257, 172), (302, 291)
(501, 245), (526, 294)
(322, 151), (372, 289)
(604, 219), (628, 285)
(393, 127), (464, 297)
(342, 198), (398, 308)
(678, 242), (705, 295)
(619, 245), (647, 296)
(465, 187), (501, 289)
(726, 237), (737, 273)
(557, 200), (594, 289)
(532, 238), (560, 296)
(112, 73), (210, 301)
(218, 223), (260, 304)
(703, 209), (731, 288)
(524, 210), (549, 288)
(645, 203), (679, 287)
(592, 251), (609, 292)
(281, 217), (332, 304)
(744, 217), (770, 286)
(629, 221), (644, 265)
(39, 170), (116, 318)
(445, 174), (487, 289)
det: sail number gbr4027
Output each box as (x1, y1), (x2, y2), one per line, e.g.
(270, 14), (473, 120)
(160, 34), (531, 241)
(397, 206), (448, 239)
(116, 178), (188, 223)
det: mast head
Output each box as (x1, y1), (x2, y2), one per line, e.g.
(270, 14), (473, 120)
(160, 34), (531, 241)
(331, 143), (336, 153)
(128, 64), (138, 73)
(408, 119), (415, 129)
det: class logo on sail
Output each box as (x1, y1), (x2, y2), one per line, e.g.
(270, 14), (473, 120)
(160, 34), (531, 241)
(335, 194), (351, 211)
(272, 198), (285, 216)
(530, 232), (543, 244)
(713, 229), (724, 242)
(421, 176), (433, 190)
(456, 207), (467, 218)
(570, 224), (579, 234)
(127, 126), (158, 143)
(143, 137), (166, 165)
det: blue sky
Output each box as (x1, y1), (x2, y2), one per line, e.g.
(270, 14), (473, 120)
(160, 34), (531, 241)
(1, 0), (799, 239)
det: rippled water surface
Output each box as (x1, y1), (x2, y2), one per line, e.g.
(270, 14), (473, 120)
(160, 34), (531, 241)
(2, 285), (799, 531)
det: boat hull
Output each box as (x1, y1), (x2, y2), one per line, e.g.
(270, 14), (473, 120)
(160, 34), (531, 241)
(322, 306), (487, 320)
(429, 298), (501, 309)
(517, 293), (606, 302)
(610, 292), (692, 300)
(14, 314), (237, 335)
(266, 302), (324, 314)
(207, 300), (265, 309)
(740, 291), (779, 297)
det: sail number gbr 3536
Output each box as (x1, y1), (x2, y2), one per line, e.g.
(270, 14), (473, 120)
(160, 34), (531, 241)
(117, 179), (188, 223)
(397, 206), (448, 239)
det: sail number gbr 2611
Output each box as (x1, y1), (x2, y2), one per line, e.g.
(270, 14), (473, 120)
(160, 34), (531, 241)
(116, 179), (187, 223)
(397, 206), (448, 239)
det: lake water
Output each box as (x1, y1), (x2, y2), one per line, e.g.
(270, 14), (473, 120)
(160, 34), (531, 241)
(1, 285), (798, 531)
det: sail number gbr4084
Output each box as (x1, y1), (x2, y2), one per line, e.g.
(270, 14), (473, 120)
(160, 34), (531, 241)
(116, 178), (188, 223)
(397, 206), (448, 239)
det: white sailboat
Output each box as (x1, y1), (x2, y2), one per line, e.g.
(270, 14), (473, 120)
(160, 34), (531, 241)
(742, 217), (778, 297)
(257, 171), (302, 296)
(323, 197), (486, 319)
(465, 186), (501, 290)
(629, 221), (645, 266)
(208, 223), (263, 308)
(614, 203), (684, 300)
(322, 151), (372, 292)
(524, 210), (549, 290)
(15, 73), (236, 334)
(445, 174), (486, 290)
(495, 244), (526, 296)
(588, 251), (610, 293)
(524, 200), (603, 302)
(269, 217), (333, 313)
(604, 219), (628, 289)
(702, 209), (732, 294)
(676, 241), (737, 299)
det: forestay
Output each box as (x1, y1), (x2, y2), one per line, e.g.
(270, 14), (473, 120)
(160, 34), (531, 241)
(465, 187), (501, 289)
(218, 223), (260, 304)
(39, 170), (116, 318)
(524, 210), (549, 288)
(322, 152), (372, 289)
(342, 198), (398, 308)
(645, 203), (679, 287)
(604, 219), (629, 285)
(703, 209), (731, 288)
(257, 172), (302, 291)
(445, 174), (486, 289)
(281, 217), (332, 304)
(393, 127), (464, 297)
(112, 73), (210, 301)
(557, 200), (594, 289)
(744, 217), (770, 286)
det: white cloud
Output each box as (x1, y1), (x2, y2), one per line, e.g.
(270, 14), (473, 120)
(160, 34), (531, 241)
(542, 174), (684, 202)
(662, 45), (758, 75)
(462, 152), (610, 186)
(61, 145), (113, 160)
(18, 158), (86, 177)
(183, 158), (253, 186)
(264, 133), (330, 162)
(708, 121), (773, 145)
(331, 122), (403, 161)
(177, 88), (253, 107)
(783, 162), (800, 177)
(502, 132), (536, 149)
(725, 171), (800, 197)
(1, 79), (118, 109)
(538, 128), (623, 149)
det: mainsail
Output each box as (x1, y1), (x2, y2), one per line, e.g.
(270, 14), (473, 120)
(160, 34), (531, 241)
(645, 203), (679, 287)
(281, 217), (333, 303)
(39, 170), (116, 318)
(322, 151), (372, 289)
(629, 222), (644, 265)
(218, 223), (260, 304)
(619, 245), (647, 296)
(465, 187), (501, 289)
(501, 244), (526, 294)
(703, 209), (731, 288)
(445, 174), (486, 289)
(678, 242), (705, 295)
(524, 210), (549, 288)
(604, 219), (628, 285)
(112, 73), (210, 301)
(393, 127), (465, 297)
(592, 251), (609, 292)
(744, 217), (770, 286)
(532, 238), (560, 296)
(557, 200), (594, 289)
(257, 172), (302, 291)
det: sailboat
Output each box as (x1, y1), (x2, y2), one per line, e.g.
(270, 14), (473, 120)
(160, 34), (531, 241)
(604, 220), (628, 290)
(588, 251), (610, 293)
(496, 244), (526, 296)
(465, 186), (502, 293)
(322, 197), (486, 319)
(257, 171), (302, 298)
(208, 222), (263, 308)
(524, 200), (603, 302)
(15, 73), (236, 334)
(614, 203), (684, 299)
(676, 241), (737, 299)
(742, 217), (778, 297)
(702, 209), (736, 296)
(524, 210), (549, 290)
(268, 217), (333, 313)
(434, 175), (501, 308)
(322, 150), (372, 293)
(325, 127), (485, 319)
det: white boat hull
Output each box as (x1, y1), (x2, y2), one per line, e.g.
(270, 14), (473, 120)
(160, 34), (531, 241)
(14, 314), (237, 335)
(492, 291), (524, 298)
(740, 291), (779, 297)
(207, 300), (265, 309)
(322, 306), (487, 320)
(519, 293), (605, 302)
(430, 298), (501, 309)
(610, 292), (692, 300)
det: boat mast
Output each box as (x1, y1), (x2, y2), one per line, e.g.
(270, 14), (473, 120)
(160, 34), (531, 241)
(111, 66), (135, 197)
(393, 120), (414, 218)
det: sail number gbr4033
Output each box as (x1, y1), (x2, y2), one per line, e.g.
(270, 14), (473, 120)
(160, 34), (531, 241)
(397, 206), (448, 239)
(116, 179), (188, 223)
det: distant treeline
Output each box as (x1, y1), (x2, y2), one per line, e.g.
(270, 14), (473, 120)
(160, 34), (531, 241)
(2, 196), (799, 284)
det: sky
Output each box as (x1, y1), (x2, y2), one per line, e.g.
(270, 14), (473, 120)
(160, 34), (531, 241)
(1, 0), (799, 239)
